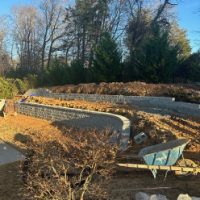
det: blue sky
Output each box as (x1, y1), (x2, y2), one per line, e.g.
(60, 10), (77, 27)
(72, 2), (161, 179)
(0, 0), (199, 52)
(0, 0), (33, 14)
(177, 0), (200, 52)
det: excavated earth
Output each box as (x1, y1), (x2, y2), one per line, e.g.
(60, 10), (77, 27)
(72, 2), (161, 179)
(0, 97), (200, 199)
(50, 82), (200, 104)
(28, 96), (200, 153)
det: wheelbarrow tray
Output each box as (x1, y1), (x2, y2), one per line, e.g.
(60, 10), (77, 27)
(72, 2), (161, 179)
(138, 139), (189, 166)
(118, 139), (200, 178)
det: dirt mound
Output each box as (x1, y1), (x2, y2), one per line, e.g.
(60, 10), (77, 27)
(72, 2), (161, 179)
(50, 82), (200, 104)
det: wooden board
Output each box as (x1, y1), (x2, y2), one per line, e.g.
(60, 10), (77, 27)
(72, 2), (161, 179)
(117, 163), (200, 174)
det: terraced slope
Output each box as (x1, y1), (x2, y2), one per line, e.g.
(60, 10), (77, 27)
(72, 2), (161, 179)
(50, 82), (200, 104)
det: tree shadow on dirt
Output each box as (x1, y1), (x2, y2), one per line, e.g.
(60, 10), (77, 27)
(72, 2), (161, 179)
(50, 114), (122, 132)
(14, 133), (33, 145)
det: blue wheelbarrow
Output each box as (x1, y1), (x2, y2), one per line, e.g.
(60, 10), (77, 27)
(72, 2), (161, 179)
(118, 139), (200, 178)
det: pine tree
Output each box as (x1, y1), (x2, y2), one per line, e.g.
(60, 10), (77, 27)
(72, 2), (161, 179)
(177, 51), (200, 82)
(93, 32), (122, 82)
(134, 24), (178, 83)
(64, 0), (109, 66)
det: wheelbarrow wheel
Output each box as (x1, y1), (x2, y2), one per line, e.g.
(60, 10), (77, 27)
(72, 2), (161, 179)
(175, 159), (197, 176)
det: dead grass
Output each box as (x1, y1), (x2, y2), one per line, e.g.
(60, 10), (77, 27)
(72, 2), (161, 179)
(50, 82), (200, 103)
(0, 114), (117, 200)
(0, 114), (76, 200)
(0, 98), (200, 199)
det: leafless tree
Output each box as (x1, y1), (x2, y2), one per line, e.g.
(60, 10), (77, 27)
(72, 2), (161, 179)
(10, 1), (66, 73)
(125, 0), (178, 55)
(12, 6), (41, 73)
(0, 16), (13, 75)
(63, 0), (110, 66)
(39, 0), (66, 68)
(7, 0), (180, 75)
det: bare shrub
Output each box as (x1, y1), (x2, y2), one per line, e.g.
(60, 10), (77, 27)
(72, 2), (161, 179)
(23, 129), (118, 200)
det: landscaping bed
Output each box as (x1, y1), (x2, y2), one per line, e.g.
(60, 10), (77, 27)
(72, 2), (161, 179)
(27, 97), (200, 154)
(27, 96), (134, 116)
(0, 98), (200, 199)
(50, 82), (200, 104)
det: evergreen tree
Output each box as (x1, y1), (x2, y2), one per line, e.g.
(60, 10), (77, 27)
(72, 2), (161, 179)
(132, 25), (178, 83)
(177, 51), (200, 82)
(46, 59), (70, 85)
(70, 59), (86, 84)
(64, 0), (109, 66)
(93, 32), (122, 82)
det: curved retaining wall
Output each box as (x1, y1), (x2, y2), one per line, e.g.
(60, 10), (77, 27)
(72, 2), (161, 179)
(16, 102), (130, 150)
(26, 89), (200, 117)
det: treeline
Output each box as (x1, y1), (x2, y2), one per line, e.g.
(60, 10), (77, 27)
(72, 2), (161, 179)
(0, 0), (200, 86)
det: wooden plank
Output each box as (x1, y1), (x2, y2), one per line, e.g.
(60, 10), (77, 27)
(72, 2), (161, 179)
(117, 163), (200, 173)
(111, 187), (173, 191)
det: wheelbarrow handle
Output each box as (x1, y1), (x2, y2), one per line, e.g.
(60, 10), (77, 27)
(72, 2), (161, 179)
(117, 163), (200, 175)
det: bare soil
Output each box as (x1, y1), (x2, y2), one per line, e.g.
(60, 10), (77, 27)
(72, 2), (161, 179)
(28, 97), (200, 153)
(0, 97), (200, 199)
(0, 162), (26, 200)
(27, 97), (200, 198)
(0, 114), (78, 200)
(27, 96), (118, 112)
(109, 171), (200, 199)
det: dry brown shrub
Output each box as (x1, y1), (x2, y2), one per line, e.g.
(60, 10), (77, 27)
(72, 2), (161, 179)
(23, 129), (118, 200)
